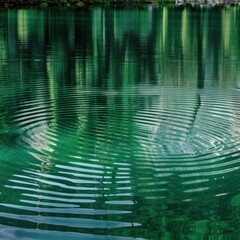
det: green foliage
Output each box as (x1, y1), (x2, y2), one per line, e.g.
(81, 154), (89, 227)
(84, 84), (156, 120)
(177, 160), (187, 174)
(76, 1), (85, 7)
(39, 2), (48, 7)
(0, 0), (167, 7)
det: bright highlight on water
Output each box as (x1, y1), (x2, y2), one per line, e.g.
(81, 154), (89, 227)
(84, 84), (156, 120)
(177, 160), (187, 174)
(0, 5), (240, 239)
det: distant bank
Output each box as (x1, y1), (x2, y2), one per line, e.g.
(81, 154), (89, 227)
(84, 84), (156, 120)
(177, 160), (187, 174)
(0, 0), (156, 8)
(1, 0), (239, 8)
(0, 0), (172, 8)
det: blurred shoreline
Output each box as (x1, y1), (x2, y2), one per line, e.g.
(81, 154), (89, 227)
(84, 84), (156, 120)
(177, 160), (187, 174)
(1, 0), (240, 8)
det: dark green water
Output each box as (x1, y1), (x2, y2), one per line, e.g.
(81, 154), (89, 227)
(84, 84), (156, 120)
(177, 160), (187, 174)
(1, 5), (240, 239)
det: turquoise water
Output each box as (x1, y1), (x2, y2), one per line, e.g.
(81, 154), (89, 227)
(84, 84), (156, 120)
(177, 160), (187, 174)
(0, 5), (240, 239)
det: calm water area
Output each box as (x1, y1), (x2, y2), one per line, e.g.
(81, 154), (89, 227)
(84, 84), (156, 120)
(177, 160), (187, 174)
(0, 5), (240, 239)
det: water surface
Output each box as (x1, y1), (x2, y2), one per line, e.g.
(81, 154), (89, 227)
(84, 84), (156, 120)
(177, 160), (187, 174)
(1, 5), (240, 239)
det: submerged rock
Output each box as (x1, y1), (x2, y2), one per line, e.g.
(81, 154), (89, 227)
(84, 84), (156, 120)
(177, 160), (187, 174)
(230, 194), (240, 207)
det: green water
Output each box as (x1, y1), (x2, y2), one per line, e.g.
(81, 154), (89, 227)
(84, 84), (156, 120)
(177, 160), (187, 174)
(1, 5), (240, 239)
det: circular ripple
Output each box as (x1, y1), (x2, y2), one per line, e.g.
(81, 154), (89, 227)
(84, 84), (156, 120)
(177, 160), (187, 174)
(2, 86), (240, 238)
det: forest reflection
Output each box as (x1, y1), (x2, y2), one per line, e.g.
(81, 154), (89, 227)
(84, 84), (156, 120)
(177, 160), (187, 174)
(1, 6), (240, 239)
(0, 6), (240, 90)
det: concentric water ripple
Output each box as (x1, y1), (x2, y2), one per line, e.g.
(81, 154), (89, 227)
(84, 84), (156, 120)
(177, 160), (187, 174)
(1, 85), (240, 238)
(1, 5), (240, 239)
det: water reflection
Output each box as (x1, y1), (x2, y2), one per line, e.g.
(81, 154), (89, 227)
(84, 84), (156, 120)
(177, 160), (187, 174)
(0, 5), (240, 240)
(0, 7), (240, 89)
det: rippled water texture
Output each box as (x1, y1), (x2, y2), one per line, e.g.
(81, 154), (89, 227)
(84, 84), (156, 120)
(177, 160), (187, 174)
(1, 5), (240, 239)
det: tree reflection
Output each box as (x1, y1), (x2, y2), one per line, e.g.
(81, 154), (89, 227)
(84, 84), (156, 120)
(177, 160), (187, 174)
(0, 6), (240, 239)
